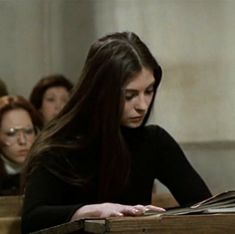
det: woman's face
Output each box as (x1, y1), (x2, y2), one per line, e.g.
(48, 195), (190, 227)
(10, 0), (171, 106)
(121, 67), (155, 128)
(40, 86), (70, 124)
(0, 109), (36, 165)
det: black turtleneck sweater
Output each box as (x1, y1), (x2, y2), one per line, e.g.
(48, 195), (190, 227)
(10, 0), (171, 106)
(21, 125), (211, 233)
(0, 157), (21, 195)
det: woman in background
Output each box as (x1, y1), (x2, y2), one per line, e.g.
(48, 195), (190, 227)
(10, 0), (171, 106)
(22, 32), (211, 233)
(29, 74), (73, 125)
(0, 96), (42, 195)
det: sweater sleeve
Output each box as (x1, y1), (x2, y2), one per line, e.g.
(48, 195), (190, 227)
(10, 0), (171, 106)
(21, 156), (84, 234)
(152, 126), (212, 206)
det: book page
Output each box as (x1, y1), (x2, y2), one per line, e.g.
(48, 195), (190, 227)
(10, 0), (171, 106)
(145, 190), (235, 216)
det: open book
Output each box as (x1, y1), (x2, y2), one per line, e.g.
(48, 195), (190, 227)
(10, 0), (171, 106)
(146, 190), (235, 216)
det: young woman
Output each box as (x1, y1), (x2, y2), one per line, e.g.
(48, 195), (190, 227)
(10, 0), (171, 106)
(29, 74), (73, 124)
(0, 95), (42, 195)
(22, 32), (211, 233)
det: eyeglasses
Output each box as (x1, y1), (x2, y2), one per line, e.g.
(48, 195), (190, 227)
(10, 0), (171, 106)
(0, 126), (36, 146)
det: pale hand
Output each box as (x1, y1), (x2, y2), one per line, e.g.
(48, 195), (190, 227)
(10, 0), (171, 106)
(70, 203), (165, 221)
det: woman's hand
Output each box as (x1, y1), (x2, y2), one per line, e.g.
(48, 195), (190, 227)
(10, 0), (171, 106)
(70, 203), (165, 221)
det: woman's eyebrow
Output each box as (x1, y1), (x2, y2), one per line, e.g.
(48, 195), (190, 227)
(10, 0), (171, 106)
(124, 80), (155, 92)
(124, 89), (139, 96)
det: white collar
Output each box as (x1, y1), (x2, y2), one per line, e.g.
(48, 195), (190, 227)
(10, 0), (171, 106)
(1, 154), (22, 175)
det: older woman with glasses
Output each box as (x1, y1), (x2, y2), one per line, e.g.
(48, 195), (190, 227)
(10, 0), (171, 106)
(0, 95), (42, 195)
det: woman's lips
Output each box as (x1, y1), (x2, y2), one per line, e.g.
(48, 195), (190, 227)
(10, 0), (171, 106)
(130, 116), (144, 122)
(18, 149), (29, 156)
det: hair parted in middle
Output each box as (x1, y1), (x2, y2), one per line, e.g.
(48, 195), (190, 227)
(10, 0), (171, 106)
(24, 31), (162, 201)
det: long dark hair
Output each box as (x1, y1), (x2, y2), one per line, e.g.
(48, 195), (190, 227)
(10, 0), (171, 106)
(23, 32), (162, 201)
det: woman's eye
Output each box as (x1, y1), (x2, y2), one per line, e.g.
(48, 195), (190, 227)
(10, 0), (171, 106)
(145, 88), (154, 95)
(125, 94), (135, 101)
(125, 95), (133, 101)
(45, 97), (55, 102)
(5, 130), (16, 137)
(6, 132), (16, 137)
(24, 128), (35, 135)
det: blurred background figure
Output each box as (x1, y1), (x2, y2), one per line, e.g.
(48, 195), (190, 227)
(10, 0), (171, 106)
(0, 79), (9, 97)
(0, 96), (42, 195)
(29, 74), (73, 125)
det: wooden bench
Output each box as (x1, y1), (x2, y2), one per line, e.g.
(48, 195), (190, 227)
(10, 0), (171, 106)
(0, 196), (23, 234)
(30, 214), (235, 234)
(0, 193), (177, 234)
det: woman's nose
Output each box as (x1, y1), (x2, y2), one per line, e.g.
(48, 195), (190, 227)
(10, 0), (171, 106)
(17, 131), (27, 145)
(135, 95), (148, 111)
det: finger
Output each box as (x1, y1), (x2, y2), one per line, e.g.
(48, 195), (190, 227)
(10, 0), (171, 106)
(120, 206), (143, 216)
(112, 211), (124, 217)
(134, 205), (146, 211)
(145, 205), (165, 212)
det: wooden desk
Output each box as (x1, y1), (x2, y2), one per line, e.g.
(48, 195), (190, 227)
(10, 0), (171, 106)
(0, 196), (23, 234)
(32, 214), (235, 234)
(0, 217), (21, 234)
(0, 195), (23, 217)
